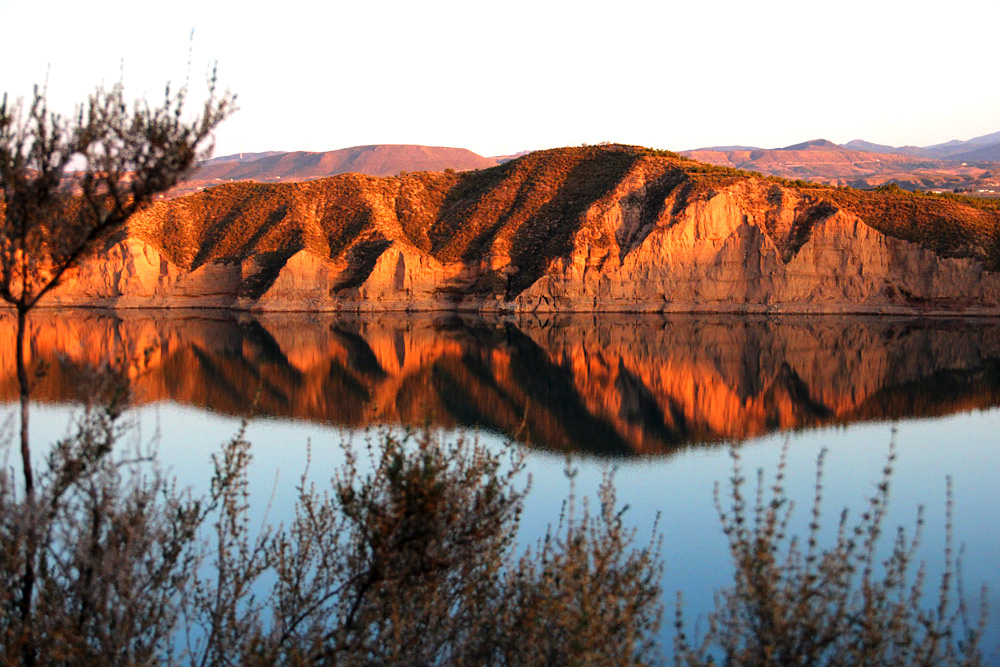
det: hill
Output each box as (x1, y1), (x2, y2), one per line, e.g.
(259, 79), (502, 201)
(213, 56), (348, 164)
(949, 142), (1000, 163)
(779, 138), (841, 151)
(841, 140), (934, 158)
(41, 144), (1000, 315)
(170, 144), (499, 197)
(924, 130), (1000, 158)
(682, 140), (998, 193)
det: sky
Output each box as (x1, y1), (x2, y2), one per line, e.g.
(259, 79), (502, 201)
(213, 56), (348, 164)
(4, 0), (999, 159)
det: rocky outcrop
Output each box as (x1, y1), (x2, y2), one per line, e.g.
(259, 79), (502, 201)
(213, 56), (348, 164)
(515, 181), (1000, 314)
(48, 237), (245, 309)
(37, 146), (1000, 314)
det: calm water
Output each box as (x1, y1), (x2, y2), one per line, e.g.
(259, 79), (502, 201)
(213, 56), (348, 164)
(5, 310), (1000, 653)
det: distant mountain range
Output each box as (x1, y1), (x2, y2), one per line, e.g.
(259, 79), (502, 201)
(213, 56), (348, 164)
(169, 131), (1000, 199)
(197, 144), (498, 180)
(169, 145), (501, 197)
(842, 130), (1000, 162)
(691, 130), (1000, 162)
(681, 132), (1000, 193)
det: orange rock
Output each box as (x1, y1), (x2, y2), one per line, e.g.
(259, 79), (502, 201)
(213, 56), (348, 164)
(32, 147), (1000, 315)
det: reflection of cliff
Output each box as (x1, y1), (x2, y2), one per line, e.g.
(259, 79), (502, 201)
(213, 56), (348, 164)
(3, 312), (1000, 455)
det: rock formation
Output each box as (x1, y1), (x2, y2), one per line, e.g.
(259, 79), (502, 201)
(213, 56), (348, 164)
(36, 145), (1000, 314)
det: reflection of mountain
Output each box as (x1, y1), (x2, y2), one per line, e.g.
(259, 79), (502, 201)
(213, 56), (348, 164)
(3, 312), (1000, 455)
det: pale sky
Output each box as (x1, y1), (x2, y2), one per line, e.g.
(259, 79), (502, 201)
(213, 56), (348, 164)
(4, 0), (999, 158)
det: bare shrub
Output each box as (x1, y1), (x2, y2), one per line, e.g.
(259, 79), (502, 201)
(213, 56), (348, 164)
(494, 468), (664, 666)
(674, 439), (988, 667)
(1, 75), (233, 666)
(0, 408), (665, 665)
(1, 74), (235, 497)
(0, 392), (204, 664)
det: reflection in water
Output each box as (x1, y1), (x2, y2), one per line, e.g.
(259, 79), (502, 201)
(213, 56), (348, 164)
(3, 310), (1000, 455)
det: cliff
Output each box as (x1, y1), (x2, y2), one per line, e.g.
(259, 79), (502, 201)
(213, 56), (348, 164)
(36, 145), (1000, 314)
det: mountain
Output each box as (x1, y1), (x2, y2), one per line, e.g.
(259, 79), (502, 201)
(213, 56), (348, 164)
(201, 151), (284, 165)
(921, 130), (1000, 159)
(779, 138), (840, 150)
(41, 144), (1000, 315)
(949, 142), (1000, 163)
(682, 139), (998, 191)
(967, 130), (1000, 145)
(842, 140), (934, 158)
(197, 144), (497, 179)
(170, 145), (500, 197)
(184, 134), (1000, 200)
(693, 145), (762, 152)
(491, 150), (533, 164)
(681, 141), (944, 185)
(923, 139), (972, 157)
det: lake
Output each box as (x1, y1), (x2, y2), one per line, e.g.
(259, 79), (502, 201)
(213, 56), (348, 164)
(5, 310), (1000, 654)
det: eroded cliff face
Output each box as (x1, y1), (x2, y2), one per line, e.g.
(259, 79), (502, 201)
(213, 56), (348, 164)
(517, 181), (1000, 313)
(37, 147), (1000, 313)
(4, 312), (1000, 454)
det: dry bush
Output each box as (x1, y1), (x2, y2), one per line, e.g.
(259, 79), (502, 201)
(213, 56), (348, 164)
(0, 394), (204, 665)
(674, 440), (988, 667)
(1, 74), (235, 509)
(0, 408), (665, 666)
(494, 469), (664, 666)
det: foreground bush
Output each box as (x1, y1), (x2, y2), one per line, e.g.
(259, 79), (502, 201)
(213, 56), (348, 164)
(0, 401), (664, 666)
(674, 443), (988, 667)
(3, 395), (993, 666)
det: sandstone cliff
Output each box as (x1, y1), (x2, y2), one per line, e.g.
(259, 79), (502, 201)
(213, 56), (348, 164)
(37, 145), (1000, 314)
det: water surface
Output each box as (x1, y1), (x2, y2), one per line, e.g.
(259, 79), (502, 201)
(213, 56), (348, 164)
(5, 310), (1000, 652)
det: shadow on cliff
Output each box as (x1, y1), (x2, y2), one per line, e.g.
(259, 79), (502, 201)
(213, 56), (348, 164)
(425, 147), (649, 297)
(505, 150), (642, 295)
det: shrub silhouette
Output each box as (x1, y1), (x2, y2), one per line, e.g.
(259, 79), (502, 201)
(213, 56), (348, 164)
(3, 379), (995, 665)
(1, 74), (234, 667)
(674, 440), (988, 667)
(0, 391), (665, 665)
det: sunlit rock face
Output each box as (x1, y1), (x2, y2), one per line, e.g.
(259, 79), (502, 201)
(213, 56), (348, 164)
(34, 146), (1000, 315)
(512, 180), (1000, 313)
(4, 312), (1000, 456)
